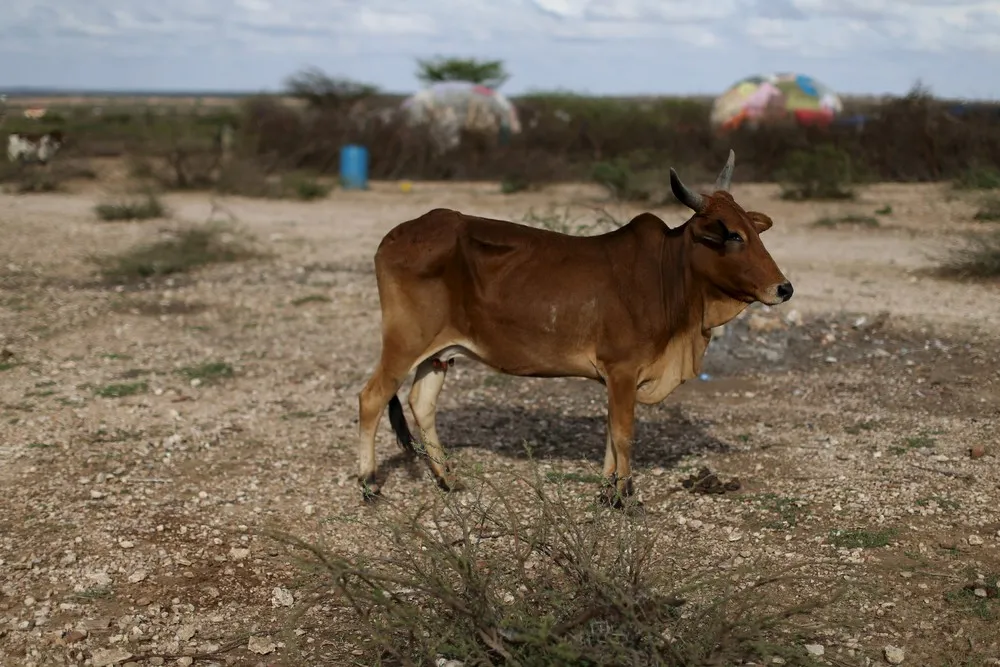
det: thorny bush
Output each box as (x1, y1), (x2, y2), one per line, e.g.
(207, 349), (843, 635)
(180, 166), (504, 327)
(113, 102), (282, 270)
(265, 464), (844, 667)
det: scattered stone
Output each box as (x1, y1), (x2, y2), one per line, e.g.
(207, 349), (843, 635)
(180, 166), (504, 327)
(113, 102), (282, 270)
(229, 547), (251, 561)
(271, 587), (294, 608)
(90, 490), (106, 500)
(968, 535), (984, 546)
(680, 467), (741, 494)
(748, 313), (786, 333)
(974, 588), (989, 598)
(804, 644), (824, 657)
(149, 658), (164, 666)
(128, 570), (148, 584)
(62, 629), (87, 644)
(435, 659), (465, 667)
(83, 618), (112, 631)
(91, 648), (133, 667)
(177, 658), (194, 667)
(177, 624), (196, 641)
(969, 445), (986, 459)
(118, 540), (135, 549)
(884, 645), (905, 664)
(248, 635), (276, 655)
(136, 597), (151, 607)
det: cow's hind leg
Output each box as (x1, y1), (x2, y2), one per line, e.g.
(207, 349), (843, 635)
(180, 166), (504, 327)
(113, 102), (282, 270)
(357, 348), (421, 501)
(408, 357), (462, 491)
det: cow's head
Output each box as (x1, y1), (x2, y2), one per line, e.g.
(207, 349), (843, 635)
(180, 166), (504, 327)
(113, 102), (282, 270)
(671, 150), (793, 306)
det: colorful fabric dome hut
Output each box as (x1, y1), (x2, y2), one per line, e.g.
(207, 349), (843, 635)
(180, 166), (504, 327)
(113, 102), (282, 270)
(711, 73), (843, 131)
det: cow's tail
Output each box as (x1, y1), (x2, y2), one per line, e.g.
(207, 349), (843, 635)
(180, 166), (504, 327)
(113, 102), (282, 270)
(387, 395), (417, 455)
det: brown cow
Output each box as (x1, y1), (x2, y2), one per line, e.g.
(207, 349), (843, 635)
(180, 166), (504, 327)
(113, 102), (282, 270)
(357, 150), (792, 506)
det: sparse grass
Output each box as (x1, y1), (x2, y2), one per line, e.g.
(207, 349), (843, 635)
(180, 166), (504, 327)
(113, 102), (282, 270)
(936, 231), (1000, 280)
(754, 493), (808, 530)
(281, 410), (315, 420)
(178, 361), (234, 384)
(265, 465), (841, 666)
(953, 164), (1000, 191)
(94, 381), (148, 398)
(521, 206), (619, 237)
(915, 495), (961, 511)
(903, 434), (937, 449)
(945, 576), (1000, 620)
(90, 222), (265, 284)
(0, 362), (19, 372)
(890, 432), (938, 456)
(812, 214), (880, 228)
(13, 171), (62, 194)
(73, 586), (113, 600)
(777, 145), (857, 201)
(973, 194), (1000, 222)
(94, 192), (167, 221)
(875, 204), (893, 215)
(289, 175), (331, 201)
(291, 294), (331, 306)
(844, 420), (879, 435)
(591, 160), (651, 201)
(500, 173), (531, 194)
(828, 527), (897, 549)
(544, 470), (605, 484)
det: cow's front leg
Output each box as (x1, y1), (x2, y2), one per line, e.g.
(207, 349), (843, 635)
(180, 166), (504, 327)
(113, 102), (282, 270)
(598, 371), (639, 510)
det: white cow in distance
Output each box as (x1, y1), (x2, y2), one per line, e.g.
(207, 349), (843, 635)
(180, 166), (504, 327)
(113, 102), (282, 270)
(7, 130), (64, 165)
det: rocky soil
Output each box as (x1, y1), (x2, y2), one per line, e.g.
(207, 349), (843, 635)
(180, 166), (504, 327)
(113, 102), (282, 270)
(1, 171), (998, 666)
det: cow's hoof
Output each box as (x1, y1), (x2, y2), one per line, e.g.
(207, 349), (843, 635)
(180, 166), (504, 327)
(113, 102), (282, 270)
(436, 473), (465, 493)
(597, 485), (642, 513)
(359, 480), (382, 504)
(597, 485), (624, 509)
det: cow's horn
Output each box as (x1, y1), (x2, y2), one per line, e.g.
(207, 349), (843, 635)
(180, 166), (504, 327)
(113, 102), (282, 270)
(669, 168), (704, 212)
(714, 149), (735, 192)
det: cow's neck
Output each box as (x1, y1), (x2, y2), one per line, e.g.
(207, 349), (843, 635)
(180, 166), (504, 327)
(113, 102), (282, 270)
(636, 242), (749, 405)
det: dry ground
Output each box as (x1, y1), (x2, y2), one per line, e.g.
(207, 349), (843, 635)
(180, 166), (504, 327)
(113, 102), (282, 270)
(1, 164), (999, 667)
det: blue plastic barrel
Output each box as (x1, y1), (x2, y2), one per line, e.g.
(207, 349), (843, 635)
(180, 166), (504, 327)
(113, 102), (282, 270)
(339, 144), (369, 190)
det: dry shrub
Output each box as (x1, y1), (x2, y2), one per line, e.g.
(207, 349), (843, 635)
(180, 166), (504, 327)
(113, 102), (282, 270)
(937, 230), (1000, 280)
(974, 194), (1000, 223)
(90, 222), (266, 284)
(265, 466), (843, 667)
(0, 162), (66, 193)
(94, 191), (168, 221)
(776, 145), (856, 201)
(952, 164), (1000, 191)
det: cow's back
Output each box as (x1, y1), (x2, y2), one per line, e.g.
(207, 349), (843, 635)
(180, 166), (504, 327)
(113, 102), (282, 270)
(374, 208), (667, 375)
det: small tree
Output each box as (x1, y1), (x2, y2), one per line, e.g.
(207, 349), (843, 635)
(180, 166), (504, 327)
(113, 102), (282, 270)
(283, 66), (379, 109)
(415, 56), (510, 89)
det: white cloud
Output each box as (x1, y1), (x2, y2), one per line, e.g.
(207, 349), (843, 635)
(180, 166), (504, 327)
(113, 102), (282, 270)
(0, 0), (998, 98)
(355, 10), (437, 36)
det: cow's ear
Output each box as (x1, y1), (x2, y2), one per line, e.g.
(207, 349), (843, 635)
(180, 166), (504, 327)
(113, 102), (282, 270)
(747, 211), (773, 234)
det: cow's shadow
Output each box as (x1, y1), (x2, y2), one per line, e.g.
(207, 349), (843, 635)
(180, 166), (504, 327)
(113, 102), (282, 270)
(379, 402), (729, 482)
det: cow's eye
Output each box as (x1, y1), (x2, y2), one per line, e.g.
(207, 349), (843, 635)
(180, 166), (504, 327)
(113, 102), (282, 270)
(725, 231), (744, 243)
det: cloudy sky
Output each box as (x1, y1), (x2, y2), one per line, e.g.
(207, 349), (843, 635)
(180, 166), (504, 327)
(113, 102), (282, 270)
(2, 0), (999, 99)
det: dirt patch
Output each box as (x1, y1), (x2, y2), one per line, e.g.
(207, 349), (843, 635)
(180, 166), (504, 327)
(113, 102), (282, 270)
(1, 178), (999, 666)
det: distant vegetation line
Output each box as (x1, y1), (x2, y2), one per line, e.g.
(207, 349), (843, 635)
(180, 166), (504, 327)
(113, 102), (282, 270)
(0, 86), (959, 105)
